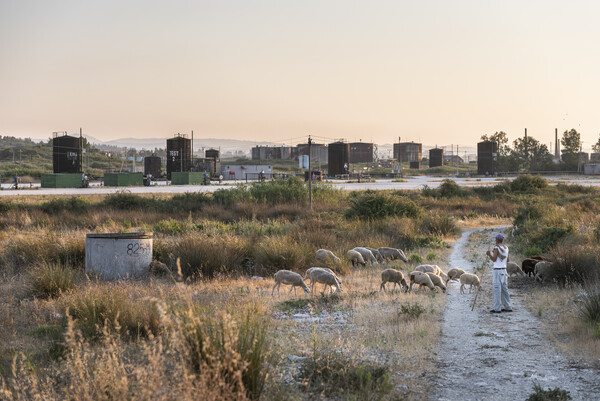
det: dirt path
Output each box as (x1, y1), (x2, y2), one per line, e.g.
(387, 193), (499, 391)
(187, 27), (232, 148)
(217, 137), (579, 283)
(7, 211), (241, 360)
(431, 228), (600, 401)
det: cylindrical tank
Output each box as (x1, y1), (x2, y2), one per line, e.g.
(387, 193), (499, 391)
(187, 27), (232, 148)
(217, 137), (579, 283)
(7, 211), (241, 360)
(409, 161), (421, 169)
(393, 142), (422, 163)
(205, 148), (220, 159)
(349, 142), (374, 163)
(53, 134), (82, 174)
(144, 156), (162, 177)
(166, 136), (192, 179)
(477, 141), (498, 175)
(328, 142), (350, 176)
(85, 232), (153, 280)
(429, 148), (444, 167)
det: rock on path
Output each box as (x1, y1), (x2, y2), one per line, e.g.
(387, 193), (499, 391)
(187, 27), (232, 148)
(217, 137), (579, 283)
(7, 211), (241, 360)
(431, 228), (600, 401)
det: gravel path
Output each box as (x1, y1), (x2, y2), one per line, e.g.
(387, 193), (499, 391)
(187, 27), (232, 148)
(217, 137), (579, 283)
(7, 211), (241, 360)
(431, 228), (600, 401)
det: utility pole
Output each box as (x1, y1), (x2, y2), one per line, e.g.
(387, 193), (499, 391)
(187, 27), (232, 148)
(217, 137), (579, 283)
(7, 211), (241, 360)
(308, 136), (312, 210)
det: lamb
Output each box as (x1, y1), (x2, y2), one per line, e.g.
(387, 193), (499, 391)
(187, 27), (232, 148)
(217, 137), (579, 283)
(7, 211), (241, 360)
(310, 268), (343, 294)
(272, 270), (310, 296)
(445, 268), (466, 285)
(352, 247), (378, 265)
(506, 262), (525, 278)
(459, 273), (481, 294)
(409, 271), (435, 292)
(365, 247), (386, 264)
(347, 249), (366, 267)
(315, 249), (341, 265)
(380, 269), (408, 292)
(522, 256), (545, 277)
(425, 272), (447, 293)
(534, 261), (553, 283)
(378, 247), (409, 263)
(414, 264), (449, 283)
(304, 267), (343, 293)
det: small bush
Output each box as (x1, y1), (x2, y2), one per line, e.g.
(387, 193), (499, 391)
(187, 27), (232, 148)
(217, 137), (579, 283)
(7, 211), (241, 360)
(523, 245), (543, 258)
(426, 252), (437, 261)
(168, 192), (211, 212)
(102, 191), (157, 210)
(526, 383), (572, 401)
(249, 177), (307, 204)
(345, 191), (421, 220)
(510, 174), (548, 192)
(513, 201), (546, 227)
(212, 186), (249, 206)
(29, 262), (78, 298)
(579, 289), (600, 325)
(40, 197), (88, 214)
(438, 179), (463, 198)
(254, 236), (311, 274)
(421, 211), (458, 236)
(408, 254), (423, 264)
(399, 303), (425, 319)
(547, 244), (600, 285)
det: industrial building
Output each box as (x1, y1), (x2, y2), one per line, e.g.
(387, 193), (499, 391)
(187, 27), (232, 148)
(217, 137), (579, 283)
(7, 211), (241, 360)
(394, 142), (422, 163)
(166, 134), (191, 179)
(328, 142), (350, 176)
(221, 164), (273, 181)
(349, 142), (374, 163)
(429, 148), (444, 167)
(477, 141), (497, 175)
(144, 156), (162, 177)
(53, 132), (82, 174)
(297, 143), (328, 163)
(251, 146), (296, 161)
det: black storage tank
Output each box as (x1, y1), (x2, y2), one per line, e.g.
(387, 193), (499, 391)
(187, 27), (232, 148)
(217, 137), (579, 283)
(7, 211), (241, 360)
(477, 141), (498, 175)
(166, 135), (192, 179)
(53, 134), (82, 174)
(205, 148), (220, 159)
(349, 142), (374, 163)
(429, 148), (444, 167)
(144, 156), (162, 177)
(328, 142), (350, 176)
(409, 161), (421, 169)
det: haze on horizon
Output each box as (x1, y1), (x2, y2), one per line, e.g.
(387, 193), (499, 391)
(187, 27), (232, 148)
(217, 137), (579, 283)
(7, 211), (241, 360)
(1, 1), (599, 150)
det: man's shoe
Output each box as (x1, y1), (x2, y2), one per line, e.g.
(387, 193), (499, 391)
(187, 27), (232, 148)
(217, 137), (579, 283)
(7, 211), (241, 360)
(501, 309), (513, 312)
(490, 310), (502, 314)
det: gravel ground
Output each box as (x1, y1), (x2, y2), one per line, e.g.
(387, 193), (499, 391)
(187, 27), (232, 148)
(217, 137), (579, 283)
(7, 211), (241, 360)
(431, 228), (600, 401)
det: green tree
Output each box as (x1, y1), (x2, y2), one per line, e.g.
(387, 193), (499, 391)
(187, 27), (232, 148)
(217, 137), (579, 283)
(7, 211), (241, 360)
(561, 129), (582, 170)
(509, 136), (554, 172)
(592, 135), (600, 153)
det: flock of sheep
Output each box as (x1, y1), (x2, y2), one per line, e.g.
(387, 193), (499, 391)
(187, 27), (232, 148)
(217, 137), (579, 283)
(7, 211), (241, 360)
(271, 247), (553, 297)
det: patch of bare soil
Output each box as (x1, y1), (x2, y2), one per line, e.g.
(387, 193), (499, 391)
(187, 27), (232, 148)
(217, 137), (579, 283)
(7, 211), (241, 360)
(430, 228), (600, 401)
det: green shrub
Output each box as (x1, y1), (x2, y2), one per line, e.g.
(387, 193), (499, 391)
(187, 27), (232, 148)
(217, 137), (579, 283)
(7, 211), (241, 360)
(526, 383), (572, 401)
(249, 177), (307, 204)
(426, 252), (437, 261)
(438, 179), (463, 198)
(555, 183), (596, 194)
(522, 245), (543, 258)
(513, 201), (545, 227)
(29, 262), (78, 298)
(408, 254), (423, 264)
(179, 301), (270, 400)
(345, 191), (421, 220)
(40, 197), (88, 214)
(102, 191), (156, 210)
(421, 211), (458, 236)
(510, 174), (547, 192)
(528, 226), (574, 253)
(168, 192), (211, 212)
(153, 218), (200, 235)
(399, 303), (425, 319)
(547, 244), (600, 285)
(254, 236), (311, 274)
(212, 186), (249, 206)
(579, 289), (600, 325)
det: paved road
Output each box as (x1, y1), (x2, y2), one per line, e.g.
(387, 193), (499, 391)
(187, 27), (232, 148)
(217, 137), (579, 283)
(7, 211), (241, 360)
(1, 175), (600, 197)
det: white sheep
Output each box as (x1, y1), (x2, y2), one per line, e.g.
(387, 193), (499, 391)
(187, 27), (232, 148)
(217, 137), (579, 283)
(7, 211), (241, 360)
(365, 247), (386, 264)
(304, 267), (343, 293)
(315, 249), (341, 265)
(445, 268), (466, 285)
(426, 272), (447, 293)
(459, 273), (481, 294)
(534, 261), (553, 283)
(506, 262), (526, 278)
(272, 270), (310, 296)
(378, 247), (408, 263)
(347, 249), (366, 267)
(414, 264), (449, 283)
(380, 269), (408, 292)
(310, 269), (343, 294)
(352, 247), (378, 265)
(409, 271), (435, 292)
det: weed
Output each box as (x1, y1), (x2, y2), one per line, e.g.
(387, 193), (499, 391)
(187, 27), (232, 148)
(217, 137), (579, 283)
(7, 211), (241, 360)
(426, 252), (437, 261)
(29, 262), (78, 298)
(578, 289), (600, 325)
(547, 244), (599, 285)
(399, 303), (425, 319)
(526, 383), (572, 401)
(409, 254), (423, 264)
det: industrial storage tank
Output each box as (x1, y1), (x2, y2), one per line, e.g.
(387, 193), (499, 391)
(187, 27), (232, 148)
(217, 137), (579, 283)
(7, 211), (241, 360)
(166, 134), (192, 179)
(349, 142), (374, 163)
(429, 148), (444, 167)
(205, 148), (220, 159)
(393, 142), (422, 163)
(144, 156), (162, 177)
(328, 142), (350, 177)
(53, 133), (82, 174)
(477, 141), (497, 175)
(85, 232), (153, 280)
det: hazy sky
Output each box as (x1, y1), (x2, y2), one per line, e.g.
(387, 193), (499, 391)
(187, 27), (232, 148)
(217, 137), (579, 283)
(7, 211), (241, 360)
(1, 1), (599, 150)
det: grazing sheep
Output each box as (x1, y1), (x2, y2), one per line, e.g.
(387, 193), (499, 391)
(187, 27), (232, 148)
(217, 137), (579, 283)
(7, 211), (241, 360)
(315, 249), (341, 265)
(304, 267), (343, 293)
(522, 256), (545, 277)
(534, 261), (553, 283)
(380, 269), (408, 292)
(445, 268), (466, 285)
(414, 264), (449, 283)
(310, 269), (343, 294)
(272, 270), (310, 296)
(353, 247), (378, 265)
(365, 247), (386, 264)
(378, 247), (409, 263)
(409, 271), (435, 292)
(506, 262), (526, 278)
(459, 273), (481, 294)
(425, 272), (447, 293)
(347, 249), (366, 267)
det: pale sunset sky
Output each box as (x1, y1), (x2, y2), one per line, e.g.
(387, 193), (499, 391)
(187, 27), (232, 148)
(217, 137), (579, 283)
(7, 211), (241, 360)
(1, 1), (599, 149)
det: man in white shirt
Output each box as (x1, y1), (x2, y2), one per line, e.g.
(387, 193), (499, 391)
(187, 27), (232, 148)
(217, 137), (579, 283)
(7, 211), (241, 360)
(485, 234), (513, 314)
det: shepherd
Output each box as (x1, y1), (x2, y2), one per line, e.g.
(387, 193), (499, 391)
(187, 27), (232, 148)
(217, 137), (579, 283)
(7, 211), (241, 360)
(485, 233), (513, 313)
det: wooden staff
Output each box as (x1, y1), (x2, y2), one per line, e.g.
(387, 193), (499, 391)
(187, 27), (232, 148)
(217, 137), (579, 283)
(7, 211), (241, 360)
(471, 282), (480, 311)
